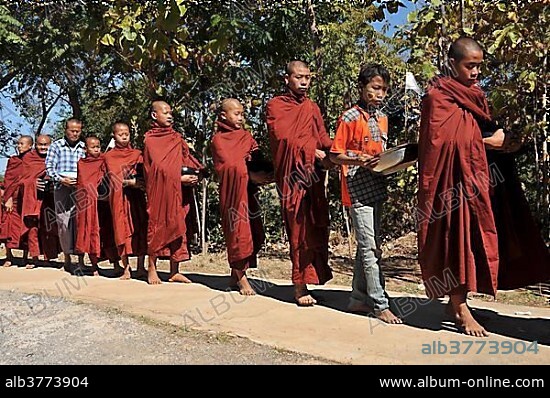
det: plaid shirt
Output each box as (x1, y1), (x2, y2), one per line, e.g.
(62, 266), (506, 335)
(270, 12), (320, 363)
(331, 103), (388, 207)
(45, 138), (86, 185)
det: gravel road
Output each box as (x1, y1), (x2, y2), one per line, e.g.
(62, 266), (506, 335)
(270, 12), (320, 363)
(0, 290), (331, 365)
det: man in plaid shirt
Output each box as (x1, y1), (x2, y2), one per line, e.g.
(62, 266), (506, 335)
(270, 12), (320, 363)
(45, 118), (86, 272)
(330, 64), (402, 324)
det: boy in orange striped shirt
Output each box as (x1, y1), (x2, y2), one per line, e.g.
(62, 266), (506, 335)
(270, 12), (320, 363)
(330, 64), (402, 324)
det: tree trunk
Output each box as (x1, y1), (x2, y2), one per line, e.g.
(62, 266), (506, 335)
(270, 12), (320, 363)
(67, 86), (81, 119)
(36, 89), (62, 135)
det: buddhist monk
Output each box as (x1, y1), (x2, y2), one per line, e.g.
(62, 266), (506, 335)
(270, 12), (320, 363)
(143, 100), (197, 285)
(1, 135), (33, 267)
(104, 122), (148, 280)
(266, 60), (334, 306)
(18, 134), (60, 268)
(418, 37), (506, 337)
(74, 137), (107, 276)
(211, 98), (269, 295)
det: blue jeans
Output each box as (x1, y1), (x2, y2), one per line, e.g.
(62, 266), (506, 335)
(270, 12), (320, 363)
(349, 202), (389, 312)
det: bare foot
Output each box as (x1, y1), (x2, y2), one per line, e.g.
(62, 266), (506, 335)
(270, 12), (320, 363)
(92, 271), (99, 277)
(294, 285), (316, 307)
(452, 303), (489, 337)
(374, 309), (403, 324)
(168, 273), (192, 283)
(25, 263), (36, 269)
(119, 266), (132, 280)
(347, 301), (374, 315)
(3, 261), (12, 268)
(230, 270), (256, 296)
(148, 267), (162, 285)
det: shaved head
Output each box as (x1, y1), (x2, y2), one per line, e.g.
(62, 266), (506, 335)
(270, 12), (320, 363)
(220, 98), (243, 112)
(35, 134), (52, 155)
(20, 135), (34, 146)
(36, 134), (52, 144)
(448, 36), (484, 62)
(286, 60), (310, 76)
(150, 100), (170, 114)
(85, 136), (100, 146)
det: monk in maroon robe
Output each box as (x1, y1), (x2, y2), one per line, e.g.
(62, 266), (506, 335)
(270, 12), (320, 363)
(75, 137), (108, 276)
(18, 134), (60, 268)
(211, 98), (268, 295)
(104, 122), (148, 280)
(143, 100), (199, 285)
(418, 38), (507, 337)
(266, 61), (334, 306)
(487, 150), (550, 289)
(1, 136), (33, 267)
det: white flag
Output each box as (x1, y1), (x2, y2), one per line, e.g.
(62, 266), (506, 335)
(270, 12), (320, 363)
(405, 72), (423, 96)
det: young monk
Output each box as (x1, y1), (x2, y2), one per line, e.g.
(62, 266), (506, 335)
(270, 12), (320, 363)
(143, 100), (199, 285)
(74, 137), (107, 276)
(1, 135), (33, 267)
(104, 122), (148, 280)
(211, 98), (269, 295)
(418, 37), (506, 337)
(18, 134), (60, 268)
(266, 60), (334, 306)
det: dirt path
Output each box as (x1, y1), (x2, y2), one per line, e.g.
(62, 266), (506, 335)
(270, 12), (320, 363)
(0, 290), (331, 365)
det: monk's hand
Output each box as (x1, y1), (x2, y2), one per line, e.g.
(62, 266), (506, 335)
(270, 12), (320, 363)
(315, 149), (327, 160)
(122, 178), (136, 188)
(181, 175), (199, 185)
(36, 178), (46, 192)
(357, 154), (380, 169)
(483, 129), (505, 150)
(4, 197), (13, 212)
(60, 176), (76, 187)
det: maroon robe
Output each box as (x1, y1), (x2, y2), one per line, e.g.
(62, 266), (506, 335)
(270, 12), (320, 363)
(104, 145), (148, 257)
(75, 155), (106, 257)
(0, 153), (27, 249)
(211, 121), (265, 270)
(19, 149), (60, 259)
(266, 92), (333, 284)
(143, 123), (193, 261)
(487, 150), (550, 289)
(418, 77), (499, 298)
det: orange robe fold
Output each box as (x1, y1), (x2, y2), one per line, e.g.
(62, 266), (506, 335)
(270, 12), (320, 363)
(266, 93), (333, 284)
(211, 121), (265, 270)
(417, 77), (499, 298)
(104, 146), (148, 257)
(143, 123), (194, 261)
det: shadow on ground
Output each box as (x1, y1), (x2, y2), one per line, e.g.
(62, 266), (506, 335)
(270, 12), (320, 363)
(186, 273), (550, 346)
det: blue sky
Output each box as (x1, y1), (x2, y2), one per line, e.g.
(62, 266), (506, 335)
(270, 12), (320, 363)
(0, 1), (417, 174)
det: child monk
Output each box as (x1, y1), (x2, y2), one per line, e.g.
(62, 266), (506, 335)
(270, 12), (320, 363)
(418, 37), (506, 337)
(211, 98), (269, 295)
(143, 100), (198, 285)
(1, 135), (33, 267)
(104, 122), (148, 280)
(74, 137), (107, 276)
